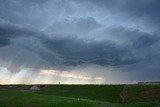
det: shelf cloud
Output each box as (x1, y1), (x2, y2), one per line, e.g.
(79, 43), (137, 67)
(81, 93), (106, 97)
(0, 0), (160, 84)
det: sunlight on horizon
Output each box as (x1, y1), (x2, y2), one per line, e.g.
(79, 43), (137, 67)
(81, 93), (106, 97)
(0, 67), (105, 84)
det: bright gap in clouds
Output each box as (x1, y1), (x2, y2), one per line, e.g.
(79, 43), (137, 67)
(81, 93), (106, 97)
(0, 67), (105, 84)
(0, 65), (142, 84)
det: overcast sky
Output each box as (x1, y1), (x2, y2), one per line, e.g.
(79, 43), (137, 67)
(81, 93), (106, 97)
(0, 0), (160, 84)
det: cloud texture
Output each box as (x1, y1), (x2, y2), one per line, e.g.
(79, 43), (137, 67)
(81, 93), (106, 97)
(0, 0), (160, 84)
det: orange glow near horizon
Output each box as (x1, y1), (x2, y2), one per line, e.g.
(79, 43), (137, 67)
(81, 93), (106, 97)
(0, 67), (105, 84)
(40, 69), (104, 80)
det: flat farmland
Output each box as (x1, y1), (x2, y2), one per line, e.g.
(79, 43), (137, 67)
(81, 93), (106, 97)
(0, 85), (159, 107)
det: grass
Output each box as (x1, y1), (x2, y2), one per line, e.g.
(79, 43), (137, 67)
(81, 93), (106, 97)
(121, 85), (160, 102)
(37, 85), (124, 102)
(0, 90), (99, 107)
(0, 85), (160, 107)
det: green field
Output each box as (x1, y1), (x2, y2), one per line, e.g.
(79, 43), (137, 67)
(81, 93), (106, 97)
(0, 85), (160, 107)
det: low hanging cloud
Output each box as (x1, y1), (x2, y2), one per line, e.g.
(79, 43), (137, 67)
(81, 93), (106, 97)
(0, 0), (160, 84)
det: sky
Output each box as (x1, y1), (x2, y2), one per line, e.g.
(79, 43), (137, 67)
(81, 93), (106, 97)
(0, 0), (160, 84)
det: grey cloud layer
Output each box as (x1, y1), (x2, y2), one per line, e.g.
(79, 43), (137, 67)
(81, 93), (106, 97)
(0, 0), (160, 82)
(0, 25), (139, 68)
(0, 23), (159, 70)
(82, 0), (160, 26)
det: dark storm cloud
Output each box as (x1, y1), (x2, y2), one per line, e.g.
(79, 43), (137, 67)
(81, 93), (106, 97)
(42, 36), (138, 66)
(0, 25), (23, 47)
(84, 0), (160, 26)
(132, 35), (159, 48)
(0, 24), (47, 71)
(0, 0), (160, 82)
(122, 0), (160, 25)
(0, 0), (53, 27)
(43, 24), (160, 68)
(0, 16), (159, 70)
(47, 17), (101, 36)
(0, 26), (11, 47)
(0, 23), (145, 70)
(0, 24), (45, 47)
(0, 36), (10, 47)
